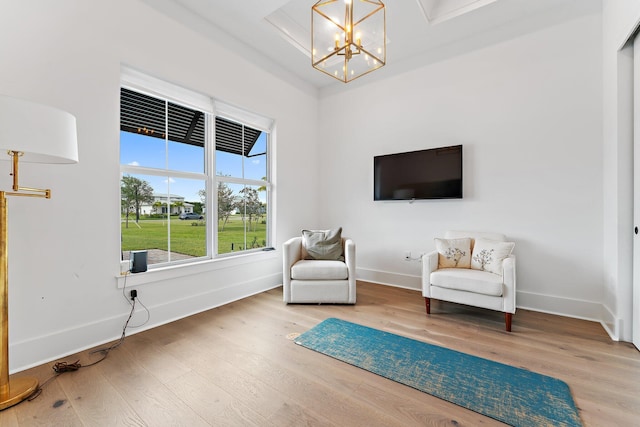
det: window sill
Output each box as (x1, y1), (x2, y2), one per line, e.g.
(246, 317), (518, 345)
(115, 250), (278, 289)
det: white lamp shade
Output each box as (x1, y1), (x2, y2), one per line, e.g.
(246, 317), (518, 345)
(0, 95), (78, 164)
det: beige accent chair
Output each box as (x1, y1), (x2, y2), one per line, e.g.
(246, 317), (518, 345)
(283, 236), (356, 304)
(422, 231), (516, 331)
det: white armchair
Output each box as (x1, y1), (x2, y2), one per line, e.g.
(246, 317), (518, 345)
(422, 231), (516, 331)
(283, 236), (356, 304)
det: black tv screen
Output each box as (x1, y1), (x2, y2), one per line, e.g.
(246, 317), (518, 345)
(374, 145), (462, 200)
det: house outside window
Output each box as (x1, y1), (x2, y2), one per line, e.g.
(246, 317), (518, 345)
(119, 69), (272, 268)
(140, 194), (194, 216)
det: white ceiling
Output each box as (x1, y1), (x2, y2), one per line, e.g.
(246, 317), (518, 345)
(142, 0), (600, 94)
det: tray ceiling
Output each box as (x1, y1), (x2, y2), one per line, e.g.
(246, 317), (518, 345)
(142, 0), (600, 93)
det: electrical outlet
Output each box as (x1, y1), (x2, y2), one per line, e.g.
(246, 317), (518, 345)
(130, 289), (138, 300)
(404, 251), (411, 260)
(120, 260), (131, 275)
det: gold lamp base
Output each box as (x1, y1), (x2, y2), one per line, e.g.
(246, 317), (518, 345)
(0, 97), (78, 412)
(1, 190), (39, 411)
(0, 376), (39, 410)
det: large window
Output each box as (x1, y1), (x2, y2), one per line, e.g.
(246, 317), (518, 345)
(120, 74), (272, 268)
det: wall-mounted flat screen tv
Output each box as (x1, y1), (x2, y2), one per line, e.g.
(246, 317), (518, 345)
(374, 145), (462, 201)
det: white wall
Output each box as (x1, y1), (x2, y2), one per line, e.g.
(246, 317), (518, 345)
(1, 0), (633, 373)
(602, 0), (640, 341)
(0, 0), (319, 372)
(318, 13), (604, 321)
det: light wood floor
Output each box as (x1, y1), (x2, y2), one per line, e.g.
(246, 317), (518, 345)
(1, 282), (639, 426)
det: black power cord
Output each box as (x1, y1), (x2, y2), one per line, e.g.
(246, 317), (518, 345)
(28, 273), (149, 401)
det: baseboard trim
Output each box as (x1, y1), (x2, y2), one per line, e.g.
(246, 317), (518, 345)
(599, 303), (620, 341)
(10, 273), (281, 374)
(13, 270), (615, 372)
(515, 290), (602, 323)
(357, 268), (608, 329)
(356, 268), (421, 291)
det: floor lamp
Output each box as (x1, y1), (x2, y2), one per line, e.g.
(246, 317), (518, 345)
(0, 95), (78, 410)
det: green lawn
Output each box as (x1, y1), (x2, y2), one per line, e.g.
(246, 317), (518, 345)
(121, 214), (267, 257)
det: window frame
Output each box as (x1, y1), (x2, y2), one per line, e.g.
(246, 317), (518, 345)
(118, 67), (274, 281)
(213, 114), (272, 257)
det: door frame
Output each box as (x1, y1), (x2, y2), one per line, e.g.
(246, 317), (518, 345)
(633, 31), (640, 350)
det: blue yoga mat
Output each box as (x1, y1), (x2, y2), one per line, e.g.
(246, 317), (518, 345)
(295, 318), (581, 427)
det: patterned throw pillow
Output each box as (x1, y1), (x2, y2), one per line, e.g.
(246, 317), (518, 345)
(470, 239), (515, 274)
(435, 237), (471, 269)
(302, 228), (344, 260)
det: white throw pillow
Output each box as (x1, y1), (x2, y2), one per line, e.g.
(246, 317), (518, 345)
(470, 239), (515, 274)
(435, 237), (471, 269)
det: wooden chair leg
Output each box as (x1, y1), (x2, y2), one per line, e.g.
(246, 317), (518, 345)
(505, 312), (512, 332)
(424, 297), (431, 315)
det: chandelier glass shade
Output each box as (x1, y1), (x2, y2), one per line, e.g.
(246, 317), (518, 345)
(312, 0), (386, 83)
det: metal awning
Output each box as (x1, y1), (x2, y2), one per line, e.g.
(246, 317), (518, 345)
(120, 88), (261, 156)
(215, 117), (262, 157)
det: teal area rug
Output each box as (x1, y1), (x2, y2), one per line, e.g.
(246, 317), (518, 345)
(295, 318), (581, 427)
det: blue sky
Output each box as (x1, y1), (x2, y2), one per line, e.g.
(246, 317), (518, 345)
(120, 131), (267, 202)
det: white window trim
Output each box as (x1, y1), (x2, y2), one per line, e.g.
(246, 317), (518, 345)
(121, 65), (213, 113)
(120, 165), (206, 181)
(118, 66), (276, 284)
(115, 250), (278, 289)
(214, 100), (273, 132)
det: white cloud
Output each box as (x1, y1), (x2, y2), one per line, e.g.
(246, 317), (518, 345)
(252, 159), (260, 165)
(128, 161), (140, 166)
(164, 177), (176, 184)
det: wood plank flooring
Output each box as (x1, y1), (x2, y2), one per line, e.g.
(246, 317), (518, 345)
(1, 281), (638, 426)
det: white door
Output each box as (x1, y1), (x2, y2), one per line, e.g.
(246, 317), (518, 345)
(634, 32), (640, 350)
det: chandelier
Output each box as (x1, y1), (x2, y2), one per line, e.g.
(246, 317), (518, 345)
(312, 0), (386, 83)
